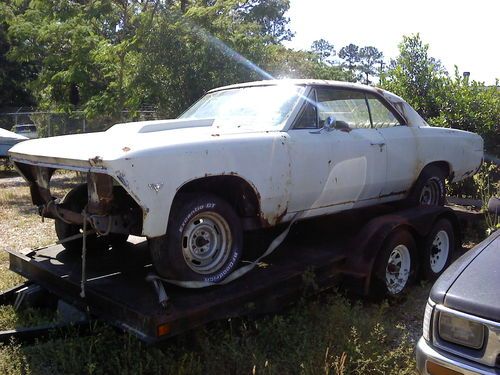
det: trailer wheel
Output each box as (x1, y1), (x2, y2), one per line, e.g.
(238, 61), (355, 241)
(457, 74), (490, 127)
(55, 184), (128, 252)
(408, 166), (446, 206)
(372, 229), (417, 299)
(149, 193), (243, 282)
(421, 219), (455, 280)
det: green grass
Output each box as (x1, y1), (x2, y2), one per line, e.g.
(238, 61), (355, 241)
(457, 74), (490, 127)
(0, 173), (483, 374)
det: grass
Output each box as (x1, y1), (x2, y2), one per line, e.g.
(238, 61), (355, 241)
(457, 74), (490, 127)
(0, 169), (485, 375)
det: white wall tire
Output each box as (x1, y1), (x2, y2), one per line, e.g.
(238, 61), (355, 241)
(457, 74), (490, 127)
(149, 193), (243, 282)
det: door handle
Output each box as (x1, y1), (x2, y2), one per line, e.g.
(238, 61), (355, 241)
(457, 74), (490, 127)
(370, 142), (385, 146)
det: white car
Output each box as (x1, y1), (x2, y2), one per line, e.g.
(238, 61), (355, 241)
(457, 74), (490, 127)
(11, 124), (38, 139)
(8, 80), (484, 283)
(0, 128), (28, 158)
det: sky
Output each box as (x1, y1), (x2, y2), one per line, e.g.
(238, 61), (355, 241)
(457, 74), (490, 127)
(284, 0), (499, 84)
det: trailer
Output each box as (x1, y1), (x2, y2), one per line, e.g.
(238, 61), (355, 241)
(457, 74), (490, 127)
(1, 204), (469, 344)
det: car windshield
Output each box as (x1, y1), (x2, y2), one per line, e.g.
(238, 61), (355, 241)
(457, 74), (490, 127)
(179, 84), (305, 130)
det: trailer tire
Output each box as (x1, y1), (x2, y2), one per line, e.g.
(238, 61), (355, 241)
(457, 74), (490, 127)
(55, 184), (128, 252)
(408, 165), (446, 206)
(150, 193), (243, 282)
(421, 219), (455, 281)
(372, 229), (417, 299)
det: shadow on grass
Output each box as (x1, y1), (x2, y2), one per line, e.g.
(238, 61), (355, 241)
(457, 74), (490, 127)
(0, 169), (19, 179)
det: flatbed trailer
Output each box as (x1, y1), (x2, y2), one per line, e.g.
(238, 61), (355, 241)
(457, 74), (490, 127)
(3, 204), (466, 344)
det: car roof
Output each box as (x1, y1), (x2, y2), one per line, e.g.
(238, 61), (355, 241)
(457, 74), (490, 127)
(208, 79), (388, 95)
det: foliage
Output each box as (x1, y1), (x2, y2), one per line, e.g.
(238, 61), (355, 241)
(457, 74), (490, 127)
(338, 43), (360, 71)
(380, 34), (446, 119)
(431, 70), (500, 153)
(472, 163), (499, 234)
(447, 162), (500, 234)
(310, 38), (336, 64)
(3, 0), (299, 118)
(0, 2), (36, 108)
(380, 33), (499, 154)
(358, 46), (383, 84)
(337, 43), (384, 84)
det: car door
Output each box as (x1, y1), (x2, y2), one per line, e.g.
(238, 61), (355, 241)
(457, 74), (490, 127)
(286, 87), (388, 214)
(366, 93), (418, 197)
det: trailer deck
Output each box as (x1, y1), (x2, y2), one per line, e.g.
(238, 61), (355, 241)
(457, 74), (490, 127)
(3, 204), (468, 344)
(6, 227), (351, 343)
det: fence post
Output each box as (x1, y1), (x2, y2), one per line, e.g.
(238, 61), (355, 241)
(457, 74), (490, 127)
(83, 117), (86, 133)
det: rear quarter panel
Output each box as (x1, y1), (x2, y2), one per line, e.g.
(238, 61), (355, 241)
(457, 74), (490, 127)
(414, 126), (483, 181)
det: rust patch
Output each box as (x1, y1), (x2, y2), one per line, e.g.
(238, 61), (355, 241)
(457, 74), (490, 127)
(378, 190), (407, 199)
(260, 203), (289, 227)
(87, 173), (114, 215)
(89, 155), (103, 167)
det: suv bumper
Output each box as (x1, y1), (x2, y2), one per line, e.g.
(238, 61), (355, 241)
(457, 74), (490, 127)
(416, 337), (499, 375)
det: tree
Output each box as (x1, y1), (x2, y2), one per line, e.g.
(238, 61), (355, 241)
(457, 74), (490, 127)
(237, 0), (294, 44)
(358, 46), (383, 84)
(338, 43), (360, 71)
(380, 34), (445, 119)
(0, 3), (36, 109)
(310, 38), (335, 64)
(431, 69), (499, 153)
(5, 0), (296, 119)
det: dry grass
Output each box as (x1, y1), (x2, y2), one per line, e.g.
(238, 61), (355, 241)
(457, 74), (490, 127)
(0, 171), (85, 291)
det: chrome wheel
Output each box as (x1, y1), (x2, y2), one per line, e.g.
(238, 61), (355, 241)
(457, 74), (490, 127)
(419, 178), (441, 205)
(430, 230), (450, 273)
(385, 244), (411, 295)
(181, 212), (232, 274)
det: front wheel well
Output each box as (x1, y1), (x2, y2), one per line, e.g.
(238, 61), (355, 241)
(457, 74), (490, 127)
(171, 175), (262, 227)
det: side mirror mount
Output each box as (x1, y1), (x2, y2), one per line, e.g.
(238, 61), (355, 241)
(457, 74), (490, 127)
(323, 116), (336, 132)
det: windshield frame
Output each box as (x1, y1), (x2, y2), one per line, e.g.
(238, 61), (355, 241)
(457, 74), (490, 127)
(178, 83), (309, 132)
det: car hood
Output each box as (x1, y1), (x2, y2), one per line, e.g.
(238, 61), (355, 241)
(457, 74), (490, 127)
(430, 231), (500, 321)
(8, 118), (277, 168)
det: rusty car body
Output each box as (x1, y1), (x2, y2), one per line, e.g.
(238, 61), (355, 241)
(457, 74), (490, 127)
(8, 79), (484, 282)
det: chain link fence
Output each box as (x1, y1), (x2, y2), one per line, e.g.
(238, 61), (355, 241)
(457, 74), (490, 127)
(0, 108), (160, 137)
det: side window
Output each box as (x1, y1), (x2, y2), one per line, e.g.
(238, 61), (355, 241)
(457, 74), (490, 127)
(316, 88), (371, 130)
(366, 94), (402, 128)
(294, 93), (318, 129)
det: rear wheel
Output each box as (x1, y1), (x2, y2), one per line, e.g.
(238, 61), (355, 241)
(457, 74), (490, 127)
(372, 229), (418, 299)
(149, 193), (243, 282)
(408, 165), (446, 206)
